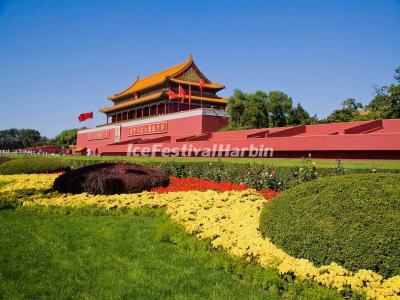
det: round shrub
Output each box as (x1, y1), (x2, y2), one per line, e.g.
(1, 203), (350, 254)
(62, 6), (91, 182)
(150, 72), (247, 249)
(260, 174), (400, 278)
(0, 157), (70, 174)
(53, 163), (170, 195)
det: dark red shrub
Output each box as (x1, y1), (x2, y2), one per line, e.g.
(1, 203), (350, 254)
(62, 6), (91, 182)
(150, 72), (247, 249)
(53, 163), (170, 195)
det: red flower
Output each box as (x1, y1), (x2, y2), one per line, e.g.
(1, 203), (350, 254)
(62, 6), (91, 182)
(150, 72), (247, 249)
(257, 189), (280, 200)
(151, 177), (248, 193)
(151, 177), (279, 200)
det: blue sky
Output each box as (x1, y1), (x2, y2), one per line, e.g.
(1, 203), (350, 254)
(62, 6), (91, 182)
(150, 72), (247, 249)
(0, 0), (399, 137)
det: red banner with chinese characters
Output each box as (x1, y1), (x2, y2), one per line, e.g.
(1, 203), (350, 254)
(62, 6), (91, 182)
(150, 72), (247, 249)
(128, 122), (168, 136)
(87, 130), (110, 141)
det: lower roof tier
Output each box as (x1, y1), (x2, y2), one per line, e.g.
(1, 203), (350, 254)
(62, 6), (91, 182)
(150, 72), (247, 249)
(100, 91), (228, 114)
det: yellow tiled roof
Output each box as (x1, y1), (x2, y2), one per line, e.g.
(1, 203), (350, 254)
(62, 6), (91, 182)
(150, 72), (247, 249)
(107, 56), (224, 101)
(108, 59), (191, 101)
(169, 78), (225, 90)
(100, 92), (163, 113)
(100, 92), (228, 114)
(186, 95), (228, 104)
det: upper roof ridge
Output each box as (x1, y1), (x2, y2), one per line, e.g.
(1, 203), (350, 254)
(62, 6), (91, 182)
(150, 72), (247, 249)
(108, 57), (192, 100)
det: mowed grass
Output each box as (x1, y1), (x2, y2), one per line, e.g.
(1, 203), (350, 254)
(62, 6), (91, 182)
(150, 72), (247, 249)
(57, 155), (400, 169)
(4, 154), (400, 169)
(0, 208), (275, 300)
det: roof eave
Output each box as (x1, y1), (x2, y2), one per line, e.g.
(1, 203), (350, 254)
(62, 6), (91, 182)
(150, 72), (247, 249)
(168, 78), (225, 91)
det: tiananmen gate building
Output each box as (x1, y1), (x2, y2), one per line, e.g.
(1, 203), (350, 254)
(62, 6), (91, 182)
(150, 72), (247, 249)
(76, 56), (400, 159)
(100, 54), (227, 124)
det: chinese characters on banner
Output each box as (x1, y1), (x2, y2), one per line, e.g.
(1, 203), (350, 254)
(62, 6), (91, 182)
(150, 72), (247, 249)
(128, 122), (168, 136)
(87, 130), (110, 141)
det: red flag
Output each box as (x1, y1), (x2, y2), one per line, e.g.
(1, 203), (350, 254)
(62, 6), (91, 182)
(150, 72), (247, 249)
(188, 85), (192, 107)
(199, 79), (206, 91)
(179, 85), (185, 103)
(78, 112), (93, 122)
(168, 89), (178, 100)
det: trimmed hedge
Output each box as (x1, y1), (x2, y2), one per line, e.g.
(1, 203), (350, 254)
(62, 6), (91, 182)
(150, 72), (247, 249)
(2, 156), (400, 190)
(53, 163), (170, 195)
(260, 174), (400, 278)
(0, 157), (70, 175)
(61, 157), (400, 190)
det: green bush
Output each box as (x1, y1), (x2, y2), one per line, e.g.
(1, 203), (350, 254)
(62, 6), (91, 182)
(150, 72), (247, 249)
(2, 156), (400, 190)
(0, 157), (70, 174)
(149, 160), (399, 190)
(260, 174), (400, 278)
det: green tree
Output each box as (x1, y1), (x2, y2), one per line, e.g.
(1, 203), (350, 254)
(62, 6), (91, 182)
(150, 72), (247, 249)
(266, 91), (293, 127)
(287, 103), (317, 125)
(226, 89), (247, 127)
(226, 90), (269, 129)
(394, 66), (400, 82)
(0, 129), (18, 149)
(367, 66), (400, 119)
(342, 98), (363, 111)
(0, 128), (43, 150)
(240, 91), (269, 128)
(54, 128), (79, 146)
(325, 98), (364, 123)
(225, 89), (316, 130)
(18, 129), (42, 148)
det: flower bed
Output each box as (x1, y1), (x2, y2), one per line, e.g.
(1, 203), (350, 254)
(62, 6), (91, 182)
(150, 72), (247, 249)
(1, 174), (399, 299)
(151, 177), (249, 193)
(257, 189), (280, 200)
(0, 174), (58, 193)
(151, 177), (279, 200)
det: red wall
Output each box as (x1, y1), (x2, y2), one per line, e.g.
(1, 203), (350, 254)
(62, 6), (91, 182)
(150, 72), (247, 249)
(77, 113), (400, 159)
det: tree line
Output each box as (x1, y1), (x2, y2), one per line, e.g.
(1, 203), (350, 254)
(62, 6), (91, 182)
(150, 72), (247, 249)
(0, 128), (80, 150)
(225, 66), (400, 130)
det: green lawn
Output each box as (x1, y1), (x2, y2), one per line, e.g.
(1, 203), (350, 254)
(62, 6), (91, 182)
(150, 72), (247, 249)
(0, 207), (342, 300)
(0, 208), (272, 300)
(57, 155), (400, 169)
(4, 154), (400, 169)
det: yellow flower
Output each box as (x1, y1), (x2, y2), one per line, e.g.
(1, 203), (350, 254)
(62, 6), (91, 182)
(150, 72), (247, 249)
(2, 174), (399, 300)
